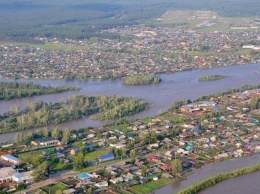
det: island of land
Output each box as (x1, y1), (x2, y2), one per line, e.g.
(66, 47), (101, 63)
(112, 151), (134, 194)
(0, 95), (148, 134)
(122, 75), (161, 85)
(198, 75), (227, 82)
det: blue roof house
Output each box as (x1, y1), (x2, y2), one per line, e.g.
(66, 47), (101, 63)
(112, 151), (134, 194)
(195, 125), (200, 133)
(86, 144), (94, 150)
(185, 145), (192, 151)
(98, 153), (114, 162)
(56, 152), (64, 158)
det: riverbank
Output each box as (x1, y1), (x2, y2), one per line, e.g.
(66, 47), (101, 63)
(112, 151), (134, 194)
(155, 154), (260, 194)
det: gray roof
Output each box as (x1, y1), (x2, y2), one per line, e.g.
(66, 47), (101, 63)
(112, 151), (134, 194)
(1, 154), (22, 163)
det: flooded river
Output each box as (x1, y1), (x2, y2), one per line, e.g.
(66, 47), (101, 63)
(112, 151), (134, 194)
(0, 63), (260, 143)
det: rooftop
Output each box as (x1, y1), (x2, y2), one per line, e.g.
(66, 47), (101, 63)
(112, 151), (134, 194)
(1, 155), (22, 163)
(0, 167), (16, 179)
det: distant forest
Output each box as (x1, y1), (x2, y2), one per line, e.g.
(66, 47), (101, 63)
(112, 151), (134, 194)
(0, 0), (259, 39)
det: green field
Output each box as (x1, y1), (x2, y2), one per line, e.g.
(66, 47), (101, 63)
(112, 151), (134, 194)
(157, 10), (260, 32)
(41, 182), (68, 194)
(131, 178), (170, 194)
(0, 0), (260, 39)
(84, 149), (110, 161)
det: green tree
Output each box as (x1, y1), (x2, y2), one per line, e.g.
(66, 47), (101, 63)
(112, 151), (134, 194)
(62, 128), (71, 144)
(32, 161), (49, 182)
(249, 96), (260, 109)
(51, 127), (60, 139)
(17, 183), (27, 191)
(130, 149), (137, 164)
(41, 127), (49, 137)
(15, 133), (24, 144)
(11, 104), (20, 114)
(74, 152), (85, 170)
(87, 187), (93, 194)
(141, 165), (148, 177)
(172, 159), (182, 176)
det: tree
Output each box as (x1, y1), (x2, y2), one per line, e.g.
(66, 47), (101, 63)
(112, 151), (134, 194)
(11, 104), (20, 114)
(15, 133), (24, 144)
(32, 161), (49, 182)
(51, 127), (60, 139)
(62, 128), (71, 144)
(17, 183), (27, 191)
(172, 159), (182, 176)
(141, 165), (148, 177)
(87, 187), (93, 194)
(40, 127), (49, 138)
(249, 96), (260, 109)
(130, 149), (137, 164)
(73, 152), (85, 170)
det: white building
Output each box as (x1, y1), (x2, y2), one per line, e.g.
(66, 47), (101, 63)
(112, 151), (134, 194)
(0, 167), (16, 184)
(1, 155), (23, 165)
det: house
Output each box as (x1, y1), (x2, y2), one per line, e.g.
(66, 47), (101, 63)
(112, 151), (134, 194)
(98, 153), (115, 162)
(123, 173), (134, 182)
(110, 177), (123, 184)
(56, 152), (65, 158)
(164, 151), (174, 160)
(70, 148), (80, 155)
(242, 148), (253, 155)
(87, 134), (96, 139)
(86, 144), (94, 151)
(95, 181), (108, 188)
(110, 143), (126, 149)
(161, 164), (172, 171)
(0, 167), (16, 184)
(214, 153), (229, 160)
(31, 138), (60, 146)
(146, 155), (160, 163)
(1, 155), (23, 165)
(12, 171), (33, 183)
(147, 143), (159, 150)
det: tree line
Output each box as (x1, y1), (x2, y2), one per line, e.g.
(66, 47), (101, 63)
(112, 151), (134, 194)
(177, 163), (260, 194)
(0, 82), (78, 101)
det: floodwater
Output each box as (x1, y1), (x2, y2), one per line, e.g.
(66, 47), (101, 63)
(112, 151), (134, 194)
(155, 154), (260, 194)
(0, 63), (260, 143)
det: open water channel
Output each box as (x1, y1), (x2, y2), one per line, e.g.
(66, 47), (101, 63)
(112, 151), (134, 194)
(0, 63), (260, 143)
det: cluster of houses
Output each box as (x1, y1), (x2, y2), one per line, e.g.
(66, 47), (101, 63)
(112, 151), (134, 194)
(0, 25), (260, 80)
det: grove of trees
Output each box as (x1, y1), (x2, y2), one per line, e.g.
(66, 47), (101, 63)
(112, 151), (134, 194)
(0, 82), (78, 101)
(0, 95), (148, 134)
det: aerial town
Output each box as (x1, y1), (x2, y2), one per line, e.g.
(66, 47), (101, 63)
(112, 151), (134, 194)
(0, 25), (260, 80)
(1, 85), (260, 194)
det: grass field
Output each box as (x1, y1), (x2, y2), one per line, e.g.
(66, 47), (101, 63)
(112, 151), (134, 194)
(41, 182), (68, 194)
(156, 10), (260, 32)
(84, 149), (110, 161)
(131, 177), (170, 194)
